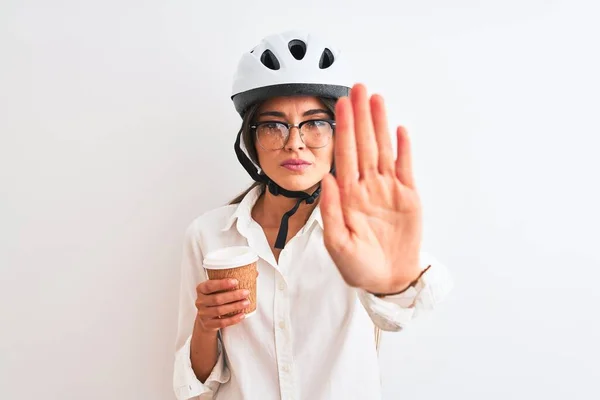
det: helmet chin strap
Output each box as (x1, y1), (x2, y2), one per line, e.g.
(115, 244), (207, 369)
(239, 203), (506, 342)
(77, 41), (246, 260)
(235, 129), (322, 249)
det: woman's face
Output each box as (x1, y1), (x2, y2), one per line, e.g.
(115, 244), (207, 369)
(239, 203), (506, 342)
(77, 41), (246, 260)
(254, 96), (334, 193)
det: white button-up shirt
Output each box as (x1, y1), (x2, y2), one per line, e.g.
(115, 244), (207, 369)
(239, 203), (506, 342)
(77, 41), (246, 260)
(173, 186), (453, 400)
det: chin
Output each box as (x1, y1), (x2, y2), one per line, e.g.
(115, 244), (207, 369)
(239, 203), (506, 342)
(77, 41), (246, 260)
(271, 174), (322, 193)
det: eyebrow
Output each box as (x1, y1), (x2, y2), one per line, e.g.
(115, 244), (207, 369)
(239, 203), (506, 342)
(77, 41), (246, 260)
(258, 108), (331, 118)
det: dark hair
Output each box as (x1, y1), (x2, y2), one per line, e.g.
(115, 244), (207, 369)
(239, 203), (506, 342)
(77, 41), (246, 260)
(228, 97), (337, 205)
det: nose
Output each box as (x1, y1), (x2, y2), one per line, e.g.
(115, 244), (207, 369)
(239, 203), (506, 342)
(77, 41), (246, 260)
(284, 126), (305, 151)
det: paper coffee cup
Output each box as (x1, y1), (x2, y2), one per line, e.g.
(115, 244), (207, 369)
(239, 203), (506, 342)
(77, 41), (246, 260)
(203, 246), (259, 318)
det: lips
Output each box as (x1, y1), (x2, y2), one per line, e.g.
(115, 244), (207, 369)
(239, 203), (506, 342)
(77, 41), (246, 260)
(281, 159), (311, 171)
(281, 159), (311, 166)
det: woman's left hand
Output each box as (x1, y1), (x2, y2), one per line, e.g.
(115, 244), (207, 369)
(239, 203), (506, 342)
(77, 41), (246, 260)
(321, 83), (423, 295)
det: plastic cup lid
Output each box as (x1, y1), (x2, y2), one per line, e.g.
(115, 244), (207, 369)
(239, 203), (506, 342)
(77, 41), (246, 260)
(203, 246), (258, 270)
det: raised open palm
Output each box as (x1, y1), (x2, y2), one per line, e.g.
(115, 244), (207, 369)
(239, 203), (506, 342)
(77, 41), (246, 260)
(321, 84), (423, 295)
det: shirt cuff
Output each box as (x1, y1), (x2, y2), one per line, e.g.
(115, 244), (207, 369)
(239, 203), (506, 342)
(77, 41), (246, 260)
(173, 334), (230, 400)
(358, 252), (454, 331)
(358, 288), (417, 331)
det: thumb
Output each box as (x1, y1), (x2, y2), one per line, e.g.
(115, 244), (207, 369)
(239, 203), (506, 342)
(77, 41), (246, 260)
(320, 174), (350, 252)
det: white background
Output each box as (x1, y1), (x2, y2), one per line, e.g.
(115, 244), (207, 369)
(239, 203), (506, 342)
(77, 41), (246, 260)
(1, 1), (599, 399)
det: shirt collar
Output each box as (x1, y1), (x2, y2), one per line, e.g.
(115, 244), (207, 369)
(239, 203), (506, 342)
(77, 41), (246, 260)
(221, 185), (263, 232)
(304, 205), (323, 232)
(221, 185), (325, 233)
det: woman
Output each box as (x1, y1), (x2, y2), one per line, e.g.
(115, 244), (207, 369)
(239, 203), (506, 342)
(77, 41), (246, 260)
(173, 30), (453, 400)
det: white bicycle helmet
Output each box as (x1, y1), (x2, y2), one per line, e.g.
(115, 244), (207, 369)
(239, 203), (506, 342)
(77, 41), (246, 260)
(231, 30), (353, 116)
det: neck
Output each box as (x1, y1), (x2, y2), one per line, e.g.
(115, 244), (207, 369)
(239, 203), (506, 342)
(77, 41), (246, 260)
(252, 183), (320, 229)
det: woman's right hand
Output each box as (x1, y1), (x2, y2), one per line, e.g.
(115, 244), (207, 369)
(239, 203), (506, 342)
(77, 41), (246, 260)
(195, 279), (250, 333)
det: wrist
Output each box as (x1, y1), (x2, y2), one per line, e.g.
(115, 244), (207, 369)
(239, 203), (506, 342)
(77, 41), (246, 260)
(370, 264), (431, 297)
(194, 315), (220, 337)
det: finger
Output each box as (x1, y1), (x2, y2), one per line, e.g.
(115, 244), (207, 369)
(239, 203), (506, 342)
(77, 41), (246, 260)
(334, 96), (358, 188)
(202, 313), (247, 330)
(370, 94), (394, 175)
(201, 289), (250, 307)
(351, 83), (378, 176)
(395, 126), (415, 188)
(197, 278), (238, 295)
(320, 173), (351, 253)
(203, 299), (251, 318)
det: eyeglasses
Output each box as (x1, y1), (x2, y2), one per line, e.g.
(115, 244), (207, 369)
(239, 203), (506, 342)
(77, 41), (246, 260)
(250, 119), (336, 150)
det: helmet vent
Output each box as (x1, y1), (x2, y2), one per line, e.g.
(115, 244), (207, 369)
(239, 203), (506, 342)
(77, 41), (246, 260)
(288, 40), (306, 60)
(260, 50), (280, 70)
(319, 48), (334, 69)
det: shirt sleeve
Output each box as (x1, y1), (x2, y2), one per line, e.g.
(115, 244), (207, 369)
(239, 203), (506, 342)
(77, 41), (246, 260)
(357, 251), (454, 332)
(173, 334), (230, 399)
(173, 220), (231, 399)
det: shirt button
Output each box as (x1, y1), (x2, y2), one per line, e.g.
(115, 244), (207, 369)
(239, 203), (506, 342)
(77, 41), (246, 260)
(279, 321), (286, 329)
(282, 364), (290, 372)
(278, 282), (285, 291)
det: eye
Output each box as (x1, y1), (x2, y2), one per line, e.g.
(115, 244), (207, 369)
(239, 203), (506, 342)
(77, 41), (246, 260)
(305, 120), (327, 129)
(259, 122), (286, 133)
